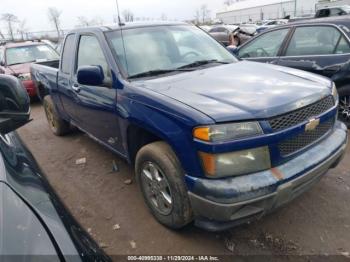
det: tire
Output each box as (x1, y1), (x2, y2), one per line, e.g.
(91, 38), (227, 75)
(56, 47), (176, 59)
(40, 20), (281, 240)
(43, 96), (70, 136)
(338, 86), (350, 128)
(135, 141), (193, 229)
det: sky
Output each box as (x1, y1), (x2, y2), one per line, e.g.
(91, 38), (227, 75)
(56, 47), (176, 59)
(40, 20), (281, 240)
(0, 0), (228, 33)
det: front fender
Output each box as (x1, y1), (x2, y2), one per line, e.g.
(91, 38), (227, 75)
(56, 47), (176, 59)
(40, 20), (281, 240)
(118, 93), (210, 178)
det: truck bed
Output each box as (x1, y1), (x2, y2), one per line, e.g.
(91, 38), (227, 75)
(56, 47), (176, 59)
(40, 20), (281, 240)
(34, 60), (60, 69)
(30, 60), (59, 101)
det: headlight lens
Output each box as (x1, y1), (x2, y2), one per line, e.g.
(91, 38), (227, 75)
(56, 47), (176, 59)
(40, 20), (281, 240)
(332, 82), (338, 103)
(193, 122), (263, 142)
(18, 73), (31, 81)
(199, 147), (271, 178)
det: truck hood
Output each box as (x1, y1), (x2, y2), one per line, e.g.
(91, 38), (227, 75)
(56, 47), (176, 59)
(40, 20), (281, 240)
(6, 63), (31, 75)
(135, 61), (332, 122)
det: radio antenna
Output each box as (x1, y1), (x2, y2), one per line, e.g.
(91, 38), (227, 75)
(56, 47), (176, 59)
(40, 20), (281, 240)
(115, 0), (124, 26)
(115, 0), (129, 74)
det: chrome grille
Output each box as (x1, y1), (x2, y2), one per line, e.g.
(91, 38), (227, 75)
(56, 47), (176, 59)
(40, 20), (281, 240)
(278, 118), (335, 157)
(269, 96), (334, 131)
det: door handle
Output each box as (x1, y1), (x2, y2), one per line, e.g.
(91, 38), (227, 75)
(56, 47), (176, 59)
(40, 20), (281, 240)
(72, 84), (81, 92)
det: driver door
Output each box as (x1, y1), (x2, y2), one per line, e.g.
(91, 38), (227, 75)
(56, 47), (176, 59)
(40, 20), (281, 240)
(69, 34), (123, 152)
(236, 28), (291, 64)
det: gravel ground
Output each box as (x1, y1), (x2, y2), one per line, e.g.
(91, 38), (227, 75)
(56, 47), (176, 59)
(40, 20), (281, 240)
(17, 102), (350, 260)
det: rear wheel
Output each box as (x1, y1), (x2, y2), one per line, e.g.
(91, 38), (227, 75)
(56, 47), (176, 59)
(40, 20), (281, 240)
(135, 141), (193, 229)
(43, 96), (70, 136)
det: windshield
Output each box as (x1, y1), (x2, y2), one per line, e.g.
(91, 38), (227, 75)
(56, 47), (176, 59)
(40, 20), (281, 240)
(6, 44), (59, 66)
(106, 25), (237, 78)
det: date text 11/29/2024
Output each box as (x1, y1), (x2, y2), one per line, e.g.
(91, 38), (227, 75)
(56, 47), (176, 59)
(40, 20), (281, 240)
(127, 256), (220, 261)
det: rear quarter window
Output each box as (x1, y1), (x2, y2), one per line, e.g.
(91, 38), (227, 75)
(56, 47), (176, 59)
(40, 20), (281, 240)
(285, 26), (350, 56)
(61, 34), (76, 74)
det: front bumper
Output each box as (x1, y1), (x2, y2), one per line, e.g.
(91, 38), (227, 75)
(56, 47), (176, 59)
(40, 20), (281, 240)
(186, 121), (348, 231)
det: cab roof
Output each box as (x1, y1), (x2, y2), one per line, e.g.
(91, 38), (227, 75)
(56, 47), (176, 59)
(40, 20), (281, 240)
(288, 15), (350, 27)
(68, 21), (189, 34)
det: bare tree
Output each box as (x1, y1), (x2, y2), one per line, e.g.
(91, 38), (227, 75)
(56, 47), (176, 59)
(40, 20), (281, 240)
(160, 13), (167, 21)
(0, 30), (4, 39)
(17, 19), (28, 40)
(76, 16), (104, 28)
(122, 9), (134, 22)
(194, 10), (201, 24)
(1, 13), (19, 40)
(200, 5), (211, 24)
(91, 16), (104, 26)
(48, 7), (62, 37)
(77, 16), (91, 27)
(194, 5), (211, 25)
(223, 0), (234, 6)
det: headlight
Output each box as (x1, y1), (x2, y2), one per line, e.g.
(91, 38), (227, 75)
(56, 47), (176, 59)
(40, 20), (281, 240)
(193, 122), (263, 142)
(18, 73), (31, 81)
(332, 82), (338, 103)
(199, 147), (271, 178)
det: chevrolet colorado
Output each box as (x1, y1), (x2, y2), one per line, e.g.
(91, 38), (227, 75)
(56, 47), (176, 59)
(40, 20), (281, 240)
(31, 22), (348, 231)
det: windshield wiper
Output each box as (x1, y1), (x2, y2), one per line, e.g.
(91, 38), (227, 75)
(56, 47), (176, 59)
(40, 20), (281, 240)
(128, 69), (193, 79)
(177, 59), (230, 69)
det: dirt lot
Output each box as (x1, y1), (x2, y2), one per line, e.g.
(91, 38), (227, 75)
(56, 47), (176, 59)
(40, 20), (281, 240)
(17, 102), (350, 259)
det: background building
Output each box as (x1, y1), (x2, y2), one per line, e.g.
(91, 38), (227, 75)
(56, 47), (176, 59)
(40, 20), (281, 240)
(216, 0), (319, 24)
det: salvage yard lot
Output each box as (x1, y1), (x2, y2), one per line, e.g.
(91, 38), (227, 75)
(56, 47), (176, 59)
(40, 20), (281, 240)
(18, 102), (350, 257)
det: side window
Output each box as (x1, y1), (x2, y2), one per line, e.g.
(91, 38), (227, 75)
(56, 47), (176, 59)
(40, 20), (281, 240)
(285, 26), (344, 56)
(330, 8), (342, 16)
(318, 9), (330, 17)
(239, 29), (289, 58)
(61, 34), (75, 74)
(77, 35), (110, 81)
(335, 36), (350, 54)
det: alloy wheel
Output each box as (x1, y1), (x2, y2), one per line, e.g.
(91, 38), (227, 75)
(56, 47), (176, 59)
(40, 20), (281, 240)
(339, 95), (350, 124)
(140, 162), (173, 215)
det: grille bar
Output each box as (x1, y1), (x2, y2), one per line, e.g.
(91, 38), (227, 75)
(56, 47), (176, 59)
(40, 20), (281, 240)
(278, 118), (335, 157)
(269, 96), (335, 132)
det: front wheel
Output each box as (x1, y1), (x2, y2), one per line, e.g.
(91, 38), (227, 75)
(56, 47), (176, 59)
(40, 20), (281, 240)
(135, 141), (193, 229)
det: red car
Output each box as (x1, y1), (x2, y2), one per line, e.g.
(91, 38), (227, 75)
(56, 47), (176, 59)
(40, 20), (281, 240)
(0, 41), (59, 98)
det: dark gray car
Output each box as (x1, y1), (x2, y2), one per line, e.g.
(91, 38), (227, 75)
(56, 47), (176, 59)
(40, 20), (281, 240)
(231, 16), (350, 126)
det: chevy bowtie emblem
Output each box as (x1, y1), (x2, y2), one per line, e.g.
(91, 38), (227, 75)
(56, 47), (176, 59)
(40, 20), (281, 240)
(305, 118), (320, 132)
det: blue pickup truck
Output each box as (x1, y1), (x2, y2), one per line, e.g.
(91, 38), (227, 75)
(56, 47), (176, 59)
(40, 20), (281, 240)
(31, 22), (348, 231)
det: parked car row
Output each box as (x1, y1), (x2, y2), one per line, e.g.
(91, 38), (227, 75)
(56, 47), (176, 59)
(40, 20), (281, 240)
(208, 5), (350, 47)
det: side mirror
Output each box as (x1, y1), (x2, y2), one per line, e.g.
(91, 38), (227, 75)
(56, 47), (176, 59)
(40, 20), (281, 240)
(77, 65), (104, 86)
(0, 75), (30, 134)
(0, 61), (5, 67)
